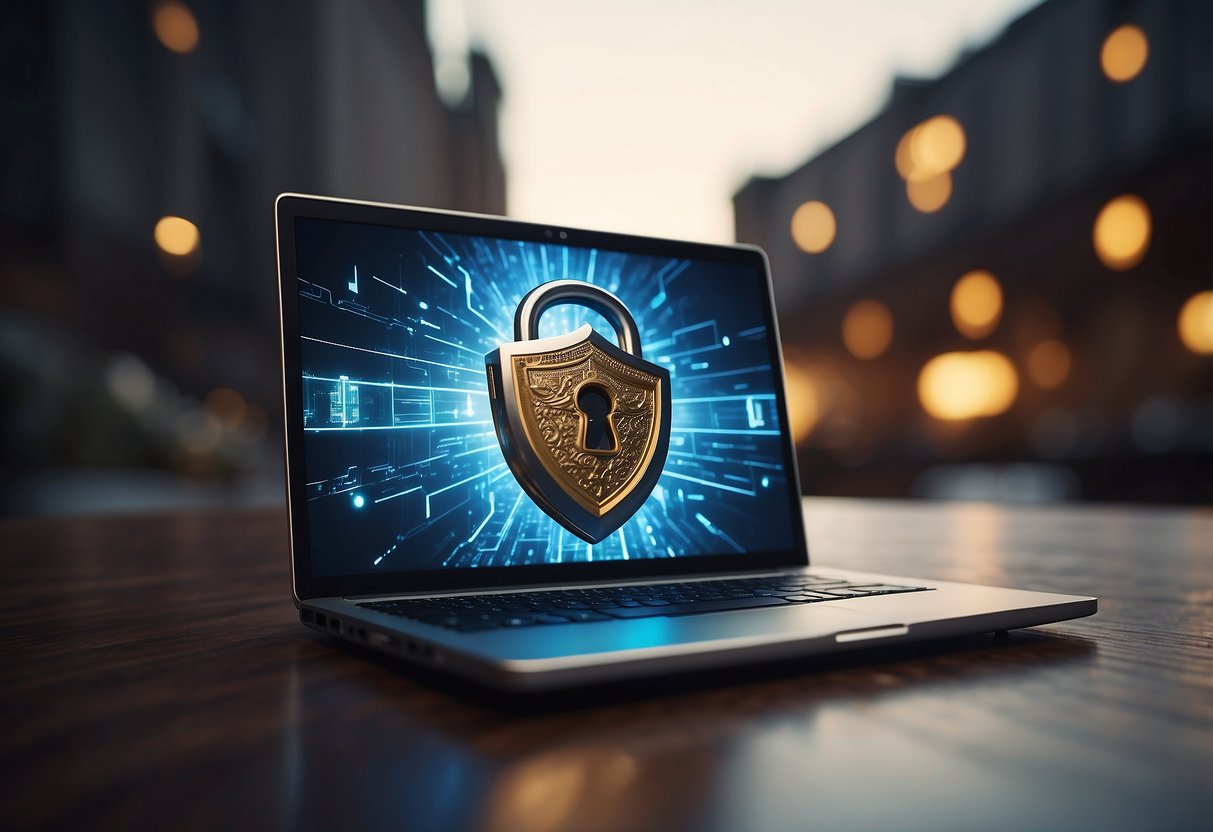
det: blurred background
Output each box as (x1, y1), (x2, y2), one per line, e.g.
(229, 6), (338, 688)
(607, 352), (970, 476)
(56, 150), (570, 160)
(1, 0), (1210, 516)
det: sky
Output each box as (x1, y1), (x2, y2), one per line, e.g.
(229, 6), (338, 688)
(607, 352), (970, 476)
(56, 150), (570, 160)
(429, 0), (1042, 244)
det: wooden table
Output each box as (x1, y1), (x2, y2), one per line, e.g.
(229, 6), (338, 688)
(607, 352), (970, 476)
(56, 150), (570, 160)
(3, 499), (1211, 831)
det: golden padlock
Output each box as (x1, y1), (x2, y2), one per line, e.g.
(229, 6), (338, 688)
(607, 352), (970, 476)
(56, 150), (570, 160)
(485, 280), (671, 544)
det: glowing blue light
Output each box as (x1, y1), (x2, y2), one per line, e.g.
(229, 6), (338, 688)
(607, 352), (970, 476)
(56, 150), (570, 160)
(296, 223), (794, 571)
(761, 476), (770, 488)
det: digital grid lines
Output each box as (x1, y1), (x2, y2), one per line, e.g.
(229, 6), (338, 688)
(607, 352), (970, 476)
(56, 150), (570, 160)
(294, 219), (795, 575)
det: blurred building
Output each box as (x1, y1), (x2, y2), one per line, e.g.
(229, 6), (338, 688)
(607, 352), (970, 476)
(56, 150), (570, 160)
(734, 0), (1213, 503)
(0, 0), (505, 512)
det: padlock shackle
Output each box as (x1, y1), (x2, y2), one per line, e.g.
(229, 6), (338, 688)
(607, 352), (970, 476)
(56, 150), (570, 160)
(514, 280), (642, 356)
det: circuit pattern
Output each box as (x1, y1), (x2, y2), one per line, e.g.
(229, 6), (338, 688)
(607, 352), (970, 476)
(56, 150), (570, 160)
(294, 218), (796, 575)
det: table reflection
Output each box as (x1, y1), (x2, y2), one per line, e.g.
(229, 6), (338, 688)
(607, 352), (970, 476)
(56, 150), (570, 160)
(278, 630), (1095, 831)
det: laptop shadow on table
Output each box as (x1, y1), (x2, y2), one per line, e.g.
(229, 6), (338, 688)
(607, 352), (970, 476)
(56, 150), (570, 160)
(316, 627), (1097, 722)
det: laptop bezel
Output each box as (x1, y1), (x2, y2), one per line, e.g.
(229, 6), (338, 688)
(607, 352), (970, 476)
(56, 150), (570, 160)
(275, 193), (810, 602)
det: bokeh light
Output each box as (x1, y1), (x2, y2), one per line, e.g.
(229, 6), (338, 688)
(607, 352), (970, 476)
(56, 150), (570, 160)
(910, 115), (966, 178)
(152, 1), (199, 55)
(106, 354), (156, 411)
(782, 359), (821, 443)
(895, 115), (966, 212)
(950, 270), (1003, 339)
(1027, 340), (1072, 389)
(905, 171), (952, 213)
(918, 351), (1019, 420)
(896, 116), (966, 181)
(154, 215), (200, 256)
(1100, 24), (1148, 83)
(842, 300), (894, 359)
(204, 387), (247, 431)
(790, 200), (836, 254)
(1177, 291), (1213, 355)
(894, 131), (918, 180)
(1093, 194), (1151, 270)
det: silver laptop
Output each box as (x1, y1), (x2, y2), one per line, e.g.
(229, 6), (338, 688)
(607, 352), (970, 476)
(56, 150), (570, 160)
(275, 193), (1096, 691)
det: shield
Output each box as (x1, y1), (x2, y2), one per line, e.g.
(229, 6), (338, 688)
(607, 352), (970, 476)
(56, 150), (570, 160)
(485, 324), (671, 544)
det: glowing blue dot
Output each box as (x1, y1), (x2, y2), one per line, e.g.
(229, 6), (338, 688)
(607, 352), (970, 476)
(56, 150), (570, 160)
(722, 336), (731, 346)
(761, 476), (770, 488)
(418, 301), (429, 310)
(352, 494), (365, 509)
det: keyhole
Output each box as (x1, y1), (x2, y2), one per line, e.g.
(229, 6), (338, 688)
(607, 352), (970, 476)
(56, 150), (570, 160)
(576, 383), (618, 454)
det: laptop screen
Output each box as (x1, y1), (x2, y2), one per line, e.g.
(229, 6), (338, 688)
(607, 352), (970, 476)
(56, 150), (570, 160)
(281, 198), (806, 593)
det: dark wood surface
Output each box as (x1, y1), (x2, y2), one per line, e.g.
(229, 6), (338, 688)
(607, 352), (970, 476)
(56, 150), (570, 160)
(2, 498), (1211, 831)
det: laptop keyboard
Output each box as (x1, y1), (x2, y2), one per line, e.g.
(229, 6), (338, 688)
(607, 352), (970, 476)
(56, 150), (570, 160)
(358, 574), (929, 632)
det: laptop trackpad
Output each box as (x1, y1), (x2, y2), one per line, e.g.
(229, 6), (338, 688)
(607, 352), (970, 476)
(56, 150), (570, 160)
(480, 603), (889, 660)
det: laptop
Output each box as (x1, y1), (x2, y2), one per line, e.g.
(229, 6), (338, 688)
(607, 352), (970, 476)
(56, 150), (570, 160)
(274, 192), (1096, 691)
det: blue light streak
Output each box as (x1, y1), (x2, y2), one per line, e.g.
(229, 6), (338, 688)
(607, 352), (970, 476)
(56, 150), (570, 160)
(294, 219), (795, 575)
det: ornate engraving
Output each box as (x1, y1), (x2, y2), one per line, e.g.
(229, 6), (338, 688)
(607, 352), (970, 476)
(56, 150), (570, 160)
(512, 340), (659, 511)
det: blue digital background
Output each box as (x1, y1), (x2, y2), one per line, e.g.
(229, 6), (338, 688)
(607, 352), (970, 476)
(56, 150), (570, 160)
(294, 217), (797, 576)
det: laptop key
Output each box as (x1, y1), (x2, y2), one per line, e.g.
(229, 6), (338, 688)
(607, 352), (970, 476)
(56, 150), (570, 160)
(599, 595), (789, 618)
(421, 616), (497, 631)
(547, 600), (592, 610)
(500, 617), (537, 627)
(555, 610), (613, 623)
